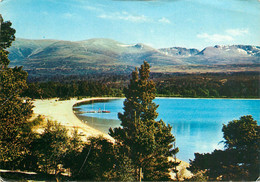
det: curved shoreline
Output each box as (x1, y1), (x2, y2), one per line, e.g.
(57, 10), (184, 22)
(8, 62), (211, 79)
(32, 97), (120, 142)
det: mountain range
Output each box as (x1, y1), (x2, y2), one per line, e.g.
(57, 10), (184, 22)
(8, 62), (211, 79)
(7, 38), (260, 76)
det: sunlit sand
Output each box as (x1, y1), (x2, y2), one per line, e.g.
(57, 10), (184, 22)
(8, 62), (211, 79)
(32, 97), (117, 142)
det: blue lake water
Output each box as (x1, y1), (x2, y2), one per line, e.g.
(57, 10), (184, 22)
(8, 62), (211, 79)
(74, 98), (260, 162)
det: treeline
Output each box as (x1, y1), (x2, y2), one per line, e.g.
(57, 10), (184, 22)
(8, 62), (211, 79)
(156, 73), (259, 98)
(23, 72), (260, 99)
(22, 81), (123, 99)
(155, 72), (260, 98)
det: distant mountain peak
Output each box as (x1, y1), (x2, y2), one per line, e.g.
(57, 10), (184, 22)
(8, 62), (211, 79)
(133, 43), (144, 49)
(7, 38), (260, 75)
(159, 47), (200, 56)
(198, 45), (260, 57)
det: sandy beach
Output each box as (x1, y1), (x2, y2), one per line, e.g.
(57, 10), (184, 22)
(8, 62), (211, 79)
(32, 97), (118, 142)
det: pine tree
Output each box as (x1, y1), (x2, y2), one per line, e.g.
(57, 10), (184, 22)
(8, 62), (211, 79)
(32, 120), (70, 175)
(0, 15), (34, 168)
(189, 115), (259, 181)
(109, 61), (179, 181)
(222, 115), (259, 180)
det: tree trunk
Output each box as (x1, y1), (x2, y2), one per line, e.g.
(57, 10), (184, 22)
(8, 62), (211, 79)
(139, 167), (143, 182)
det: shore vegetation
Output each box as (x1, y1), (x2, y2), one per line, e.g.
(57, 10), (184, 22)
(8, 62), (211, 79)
(22, 72), (260, 100)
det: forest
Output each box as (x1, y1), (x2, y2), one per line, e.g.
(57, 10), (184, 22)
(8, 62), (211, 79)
(23, 72), (260, 99)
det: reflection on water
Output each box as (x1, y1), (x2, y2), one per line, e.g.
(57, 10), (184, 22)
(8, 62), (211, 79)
(74, 98), (260, 162)
(74, 113), (121, 134)
(73, 99), (122, 133)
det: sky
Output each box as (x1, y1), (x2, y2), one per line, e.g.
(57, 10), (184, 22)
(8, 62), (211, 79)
(0, 0), (259, 49)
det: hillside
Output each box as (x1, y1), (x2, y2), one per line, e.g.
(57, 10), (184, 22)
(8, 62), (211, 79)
(7, 38), (260, 76)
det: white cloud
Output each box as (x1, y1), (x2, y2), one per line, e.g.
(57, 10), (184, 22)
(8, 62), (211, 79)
(63, 13), (73, 18)
(98, 11), (171, 24)
(226, 28), (248, 36)
(197, 33), (233, 42)
(62, 12), (79, 20)
(158, 17), (171, 24)
(98, 11), (151, 22)
(197, 28), (249, 43)
(83, 5), (103, 12)
(42, 11), (48, 16)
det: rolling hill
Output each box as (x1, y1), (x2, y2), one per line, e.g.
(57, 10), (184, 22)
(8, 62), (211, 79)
(7, 38), (260, 76)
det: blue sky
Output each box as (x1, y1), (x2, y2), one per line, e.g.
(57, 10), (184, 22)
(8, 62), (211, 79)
(0, 0), (259, 49)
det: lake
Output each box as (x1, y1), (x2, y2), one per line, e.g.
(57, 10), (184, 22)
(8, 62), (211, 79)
(73, 98), (260, 162)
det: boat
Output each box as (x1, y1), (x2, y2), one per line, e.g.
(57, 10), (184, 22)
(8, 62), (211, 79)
(85, 101), (98, 113)
(82, 103), (110, 114)
(102, 110), (111, 113)
(85, 110), (97, 113)
(101, 103), (110, 113)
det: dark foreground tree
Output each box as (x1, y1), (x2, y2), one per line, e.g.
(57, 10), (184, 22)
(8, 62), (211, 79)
(64, 136), (135, 181)
(0, 15), (34, 168)
(189, 115), (259, 181)
(109, 61), (179, 181)
(31, 120), (70, 175)
(23, 119), (81, 181)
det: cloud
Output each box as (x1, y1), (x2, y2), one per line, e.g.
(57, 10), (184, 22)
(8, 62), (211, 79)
(158, 17), (171, 24)
(98, 11), (171, 24)
(197, 33), (234, 42)
(83, 5), (103, 12)
(98, 11), (151, 22)
(42, 11), (49, 16)
(197, 28), (249, 42)
(63, 13), (73, 18)
(226, 28), (248, 36)
(62, 12), (80, 20)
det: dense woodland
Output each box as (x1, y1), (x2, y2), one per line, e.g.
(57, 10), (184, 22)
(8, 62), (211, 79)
(22, 72), (260, 99)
